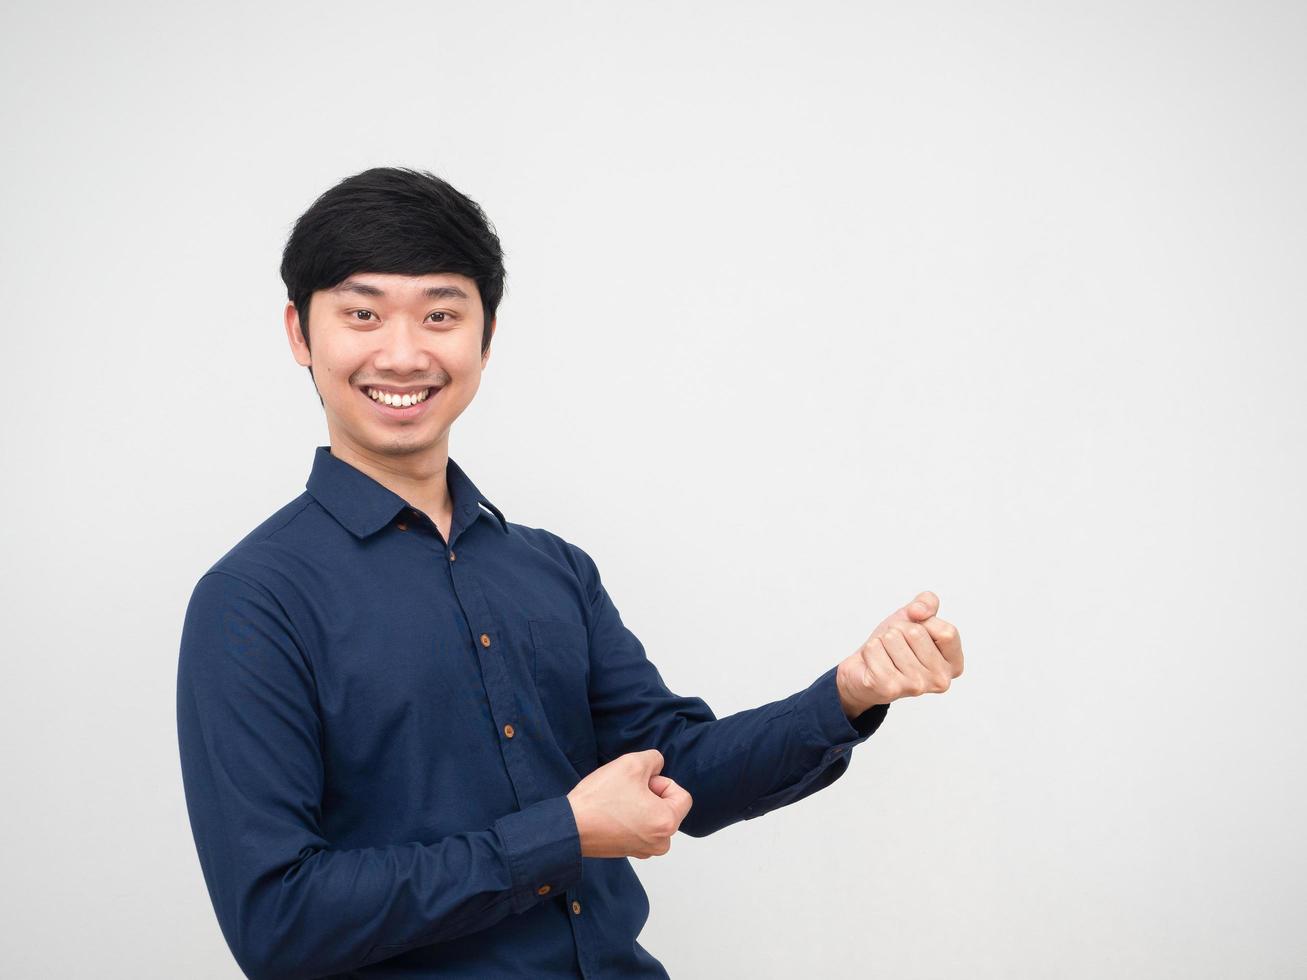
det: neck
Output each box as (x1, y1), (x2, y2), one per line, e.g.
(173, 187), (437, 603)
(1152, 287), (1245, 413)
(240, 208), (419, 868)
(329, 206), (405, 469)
(328, 437), (454, 529)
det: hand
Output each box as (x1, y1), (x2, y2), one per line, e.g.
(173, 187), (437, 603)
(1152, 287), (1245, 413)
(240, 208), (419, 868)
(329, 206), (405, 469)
(565, 749), (693, 859)
(835, 591), (964, 717)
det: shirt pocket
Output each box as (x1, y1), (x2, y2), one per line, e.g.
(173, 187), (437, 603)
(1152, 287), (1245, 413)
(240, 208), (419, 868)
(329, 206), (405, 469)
(528, 617), (598, 771)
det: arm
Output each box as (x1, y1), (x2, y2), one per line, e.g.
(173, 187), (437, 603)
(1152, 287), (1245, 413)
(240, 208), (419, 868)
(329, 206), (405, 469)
(565, 542), (890, 838)
(175, 570), (581, 980)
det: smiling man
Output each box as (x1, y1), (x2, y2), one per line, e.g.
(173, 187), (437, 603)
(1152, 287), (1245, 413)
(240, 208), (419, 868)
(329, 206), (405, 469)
(288, 267), (486, 531)
(175, 166), (964, 980)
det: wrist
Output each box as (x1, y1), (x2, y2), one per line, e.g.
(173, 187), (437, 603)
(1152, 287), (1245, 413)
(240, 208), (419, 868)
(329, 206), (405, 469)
(834, 661), (864, 720)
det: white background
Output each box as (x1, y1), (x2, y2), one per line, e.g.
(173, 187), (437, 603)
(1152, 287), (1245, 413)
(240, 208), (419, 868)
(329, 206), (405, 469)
(2, 1), (1304, 977)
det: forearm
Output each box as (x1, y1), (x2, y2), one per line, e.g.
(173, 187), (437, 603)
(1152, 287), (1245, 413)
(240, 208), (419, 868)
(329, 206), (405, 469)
(183, 793), (581, 980)
(606, 666), (889, 838)
(563, 538), (889, 839)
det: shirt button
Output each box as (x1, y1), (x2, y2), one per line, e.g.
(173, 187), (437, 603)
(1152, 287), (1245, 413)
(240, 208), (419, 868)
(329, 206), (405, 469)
(396, 521), (408, 531)
(503, 723), (515, 738)
(536, 884), (551, 895)
(571, 900), (581, 915)
(449, 551), (456, 561)
(480, 633), (491, 648)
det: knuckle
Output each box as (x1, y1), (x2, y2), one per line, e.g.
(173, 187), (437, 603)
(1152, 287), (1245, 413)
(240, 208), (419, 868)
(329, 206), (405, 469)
(939, 624), (958, 644)
(906, 624), (926, 641)
(932, 673), (951, 692)
(906, 677), (926, 696)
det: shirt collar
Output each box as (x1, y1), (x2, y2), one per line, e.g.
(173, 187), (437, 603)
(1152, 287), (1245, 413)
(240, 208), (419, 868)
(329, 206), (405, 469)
(305, 444), (509, 540)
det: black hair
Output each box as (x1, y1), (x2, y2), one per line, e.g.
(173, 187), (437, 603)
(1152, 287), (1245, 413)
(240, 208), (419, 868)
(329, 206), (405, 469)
(279, 167), (506, 398)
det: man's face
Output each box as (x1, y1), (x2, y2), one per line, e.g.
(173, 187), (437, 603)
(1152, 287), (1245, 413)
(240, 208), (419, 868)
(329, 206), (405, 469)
(284, 271), (493, 464)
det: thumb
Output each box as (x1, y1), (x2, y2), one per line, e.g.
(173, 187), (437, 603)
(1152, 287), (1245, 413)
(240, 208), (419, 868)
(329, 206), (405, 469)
(640, 747), (665, 777)
(906, 591), (938, 619)
(648, 774), (672, 795)
(659, 776), (694, 823)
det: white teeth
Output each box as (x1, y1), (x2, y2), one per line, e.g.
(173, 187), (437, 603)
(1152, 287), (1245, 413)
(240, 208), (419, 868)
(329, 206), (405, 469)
(366, 387), (433, 407)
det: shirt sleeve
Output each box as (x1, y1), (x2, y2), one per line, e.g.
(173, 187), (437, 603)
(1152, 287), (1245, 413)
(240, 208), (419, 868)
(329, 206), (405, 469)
(175, 570), (582, 980)
(563, 541), (890, 838)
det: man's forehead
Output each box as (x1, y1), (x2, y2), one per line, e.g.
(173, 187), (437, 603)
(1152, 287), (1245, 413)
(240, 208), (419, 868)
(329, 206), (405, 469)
(327, 273), (476, 301)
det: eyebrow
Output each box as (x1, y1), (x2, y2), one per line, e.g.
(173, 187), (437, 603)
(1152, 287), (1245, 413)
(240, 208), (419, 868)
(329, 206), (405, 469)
(330, 278), (470, 301)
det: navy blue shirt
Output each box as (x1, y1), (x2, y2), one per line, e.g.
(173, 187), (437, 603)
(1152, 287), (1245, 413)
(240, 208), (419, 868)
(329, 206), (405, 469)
(176, 445), (890, 979)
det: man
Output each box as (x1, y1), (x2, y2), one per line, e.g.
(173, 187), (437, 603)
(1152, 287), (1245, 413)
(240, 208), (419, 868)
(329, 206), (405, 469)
(175, 166), (964, 980)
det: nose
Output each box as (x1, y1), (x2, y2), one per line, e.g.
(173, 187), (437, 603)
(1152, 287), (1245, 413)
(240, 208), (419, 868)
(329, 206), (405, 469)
(371, 319), (432, 375)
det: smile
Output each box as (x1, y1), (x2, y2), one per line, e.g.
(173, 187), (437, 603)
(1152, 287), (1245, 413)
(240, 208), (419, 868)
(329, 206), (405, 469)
(365, 386), (434, 407)
(359, 385), (441, 419)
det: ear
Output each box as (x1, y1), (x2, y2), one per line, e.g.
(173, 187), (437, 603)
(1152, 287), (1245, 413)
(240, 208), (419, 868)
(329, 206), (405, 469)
(285, 301), (311, 368)
(481, 316), (496, 368)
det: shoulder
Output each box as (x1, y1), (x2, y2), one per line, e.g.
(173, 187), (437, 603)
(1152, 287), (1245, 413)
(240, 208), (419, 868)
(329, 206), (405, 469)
(181, 495), (326, 661)
(505, 520), (602, 587)
(189, 491), (338, 608)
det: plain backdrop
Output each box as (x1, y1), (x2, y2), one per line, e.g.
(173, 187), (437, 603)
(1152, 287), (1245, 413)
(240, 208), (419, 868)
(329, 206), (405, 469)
(2, 1), (1304, 977)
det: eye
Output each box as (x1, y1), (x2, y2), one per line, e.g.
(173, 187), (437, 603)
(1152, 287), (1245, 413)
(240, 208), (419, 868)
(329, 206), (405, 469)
(351, 309), (377, 321)
(427, 311), (450, 323)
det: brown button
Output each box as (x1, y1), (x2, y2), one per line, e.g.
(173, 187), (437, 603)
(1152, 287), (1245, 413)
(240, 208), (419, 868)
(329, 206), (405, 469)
(536, 884), (551, 896)
(396, 521), (408, 531)
(480, 633), (491, 647)
(503, 723), (515, 738)
(449, 551), (456, 561)
(571, 900), (581, 915)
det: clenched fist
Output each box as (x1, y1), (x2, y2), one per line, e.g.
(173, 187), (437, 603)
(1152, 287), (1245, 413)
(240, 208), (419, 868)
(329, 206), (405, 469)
(565, 748), (693, 859)
(835, 590), (964, 717)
